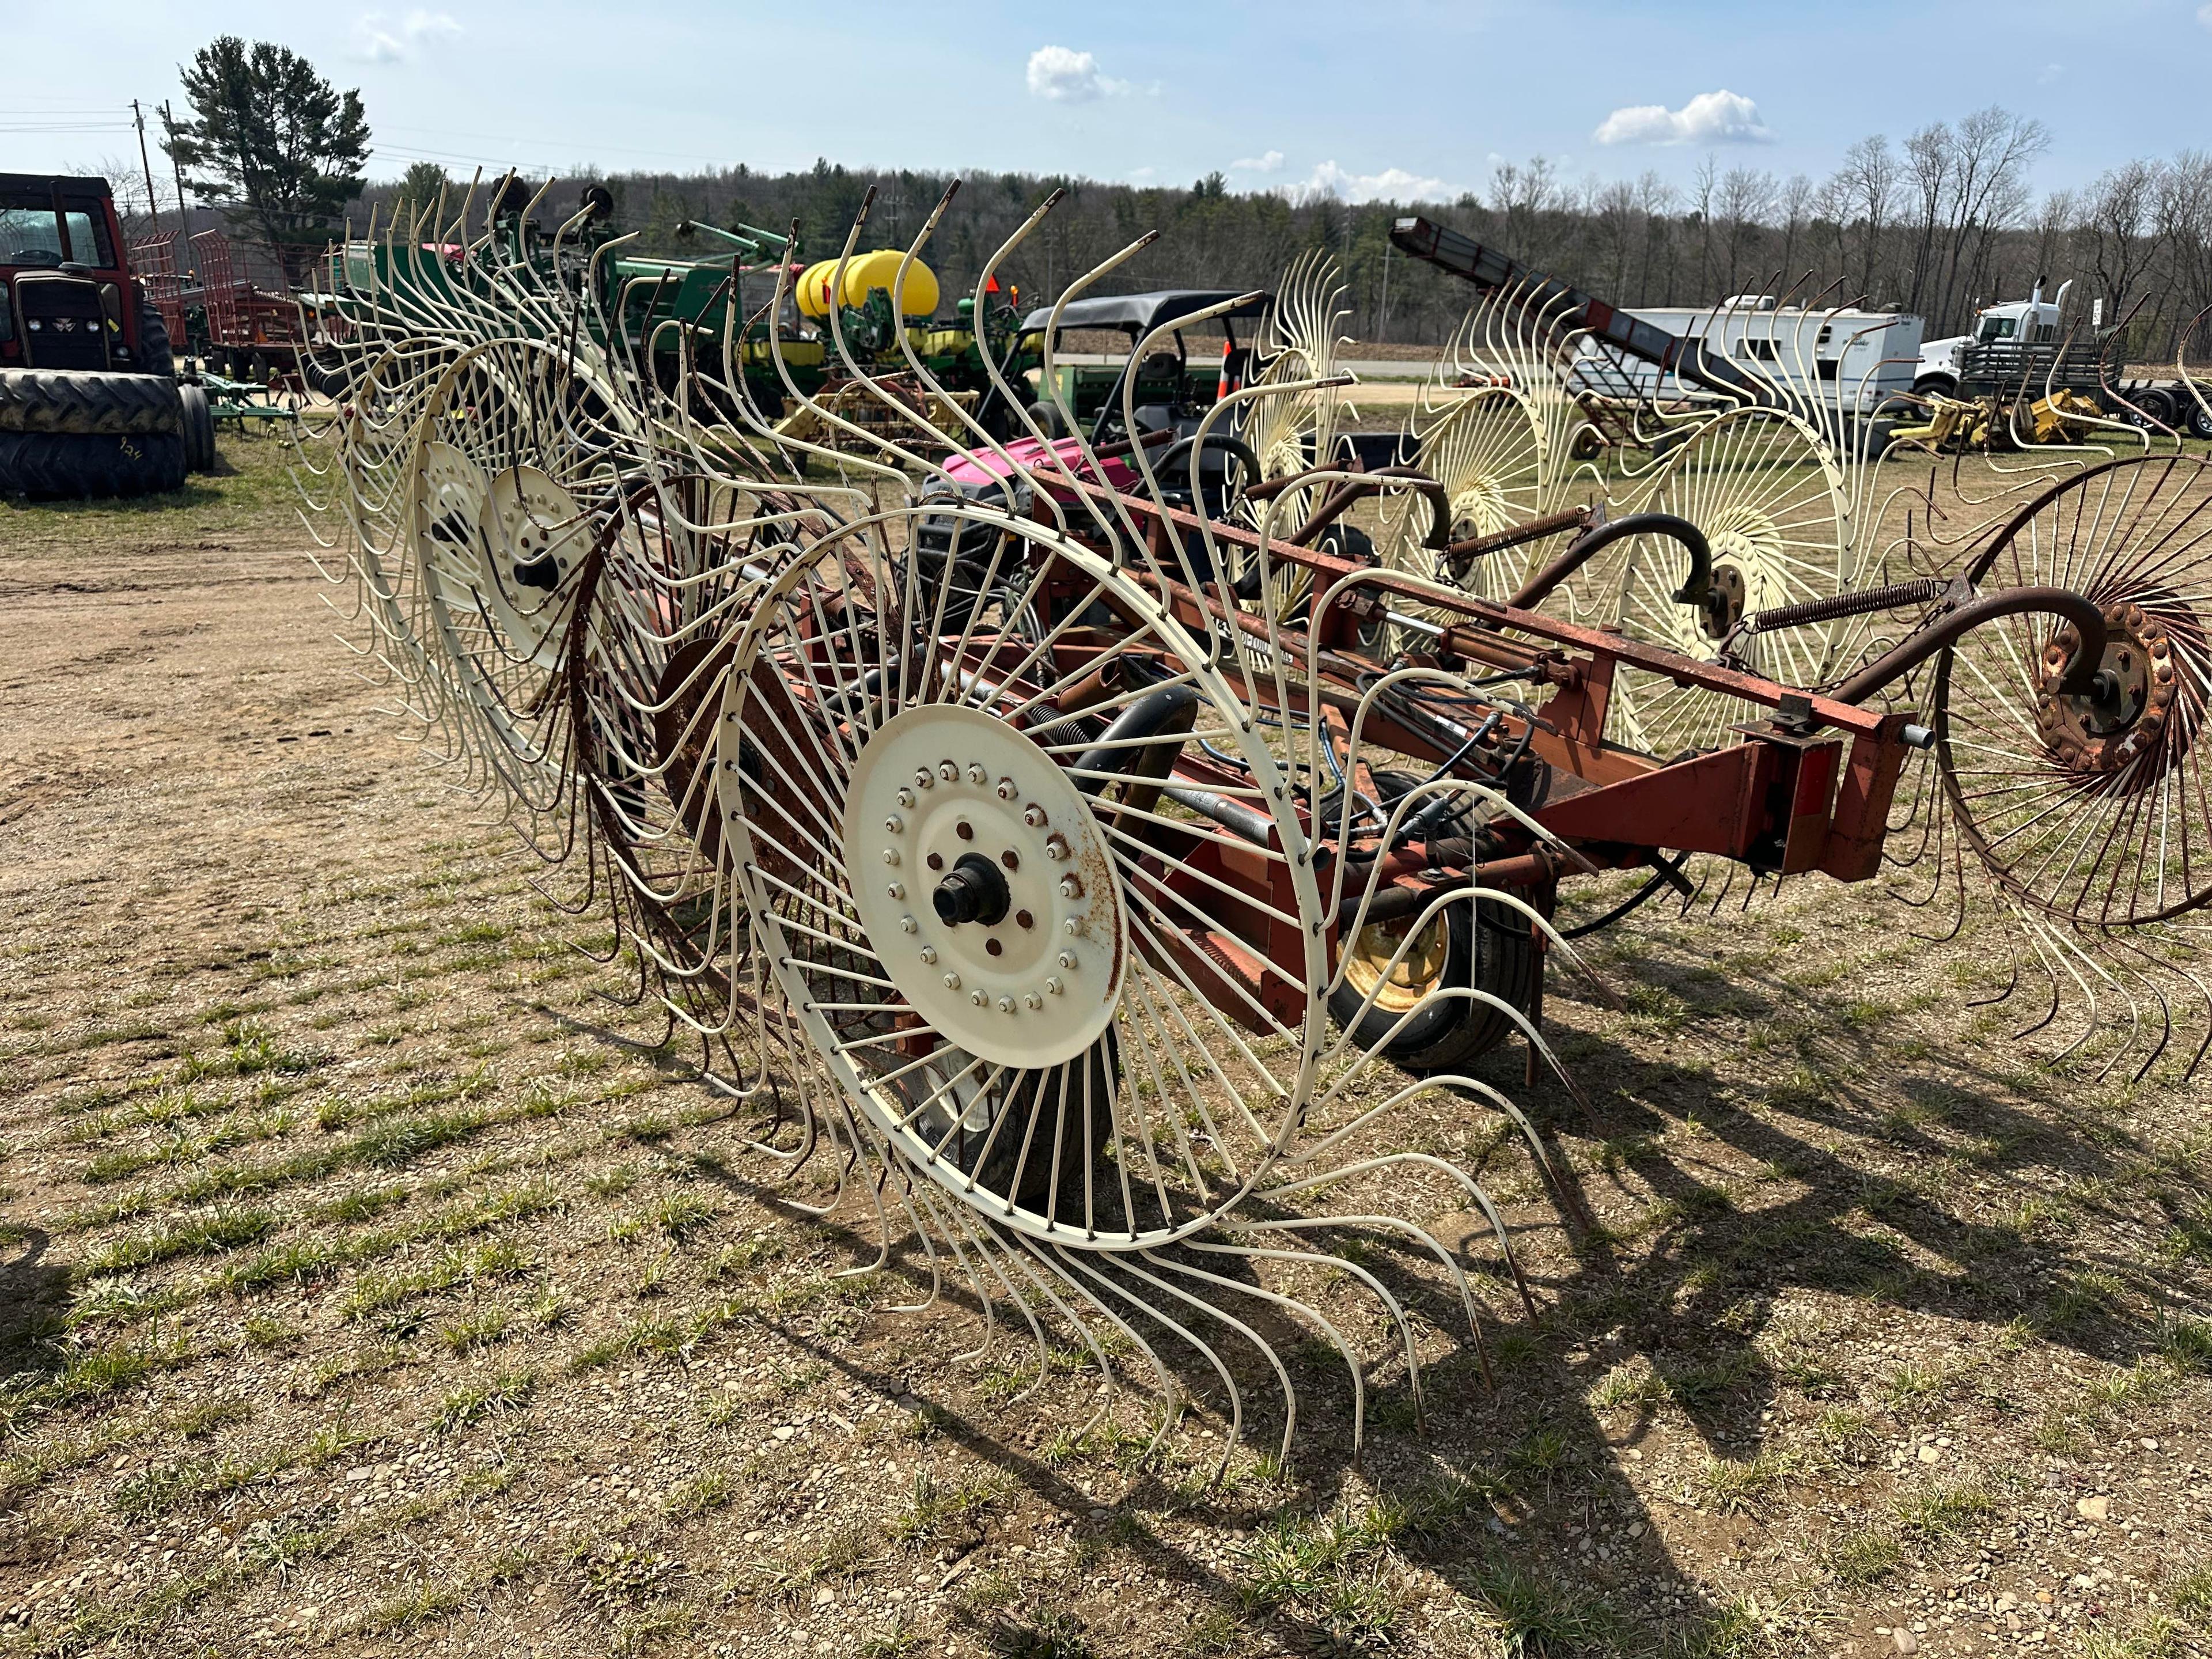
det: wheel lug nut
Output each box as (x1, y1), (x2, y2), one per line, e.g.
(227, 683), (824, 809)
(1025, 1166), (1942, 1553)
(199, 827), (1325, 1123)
(1063, 918), (1078, 934)
(1058, 950), (1077, 969)
(969, 990), (986, 1006)
(967, 764), (987, 784)
(1024, 992), (1041, 1010)
(882, 849), (900, 866)
(938, 760), (958, 781)
(996, 778), (1017, 801)
(914, 769), (934, 790)
(919, 945), (938, 964)
(1043, 836), (1067, 862)
(1057, 877), (1081, 899)
(887, 882), (905, 900)
(884, 813), (905, 834)
(997, 996), (1014, 1013)
(1023, 805), (1047, 828)
(942, 971), (960, 990)
(900, 916), (918, 933)
(897, 787), (916, 808)
(1045, 976), (1063, 995)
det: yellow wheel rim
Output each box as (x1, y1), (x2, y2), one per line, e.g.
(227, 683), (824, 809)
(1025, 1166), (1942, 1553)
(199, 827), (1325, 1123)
(1340, 914), (1452, 1016)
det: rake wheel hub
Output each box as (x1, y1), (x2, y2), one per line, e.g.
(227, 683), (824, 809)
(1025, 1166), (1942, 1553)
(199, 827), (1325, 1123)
(843, 703), (1125, 1068)
(2035, 600), (2188, 781)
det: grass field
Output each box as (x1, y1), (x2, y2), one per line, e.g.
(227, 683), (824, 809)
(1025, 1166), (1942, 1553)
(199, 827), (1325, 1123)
(1, 429), (2209, 1658)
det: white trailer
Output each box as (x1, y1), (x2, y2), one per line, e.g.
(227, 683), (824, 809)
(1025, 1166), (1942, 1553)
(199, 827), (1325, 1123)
(1571, 300), (1924, 422)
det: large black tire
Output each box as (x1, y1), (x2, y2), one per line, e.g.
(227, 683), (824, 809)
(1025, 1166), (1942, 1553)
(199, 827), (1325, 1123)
(0, 430), (188, 499)
(0, 369), (183, 436)
(135, 297), (176, 380)
(178, 384), (217, 473)
(1327, 771), (1547, 1074)
(2189, 397), (2212, 442)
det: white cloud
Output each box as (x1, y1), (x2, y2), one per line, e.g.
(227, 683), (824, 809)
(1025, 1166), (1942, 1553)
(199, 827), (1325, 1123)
(1025, 46), (1127, 102)
(1287, 160), (1450, 204)
(1230, 149), (1285, 175)
(1592, 89), (1774, 147)
(2036, 62), (2063, 84)
(2199, 2), (2212, 29)
(350, 9), (462, 62)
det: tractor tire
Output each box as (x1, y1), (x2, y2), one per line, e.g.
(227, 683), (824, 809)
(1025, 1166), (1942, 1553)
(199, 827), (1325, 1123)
(0, 369), (184, 437)
(1026, 400), (1069, 440)
(1326, 770), (1548, 1075)
(178, 384), (217, 472)
(0, 430), (188, 499)
(135, 297), (176, 380)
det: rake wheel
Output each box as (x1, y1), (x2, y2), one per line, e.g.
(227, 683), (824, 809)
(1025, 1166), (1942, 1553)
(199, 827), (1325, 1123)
(1936, 454), (2212, 926)
(1608, 407), (1854, 756)
(717, 509), (1330, 1245)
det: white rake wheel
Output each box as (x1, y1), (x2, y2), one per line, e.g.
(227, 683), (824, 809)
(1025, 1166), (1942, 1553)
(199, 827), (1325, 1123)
(404, 337), (640, 798)
(1609, 406), (1855, 756)
(717, 507), (1330, 1248)
(1381, 385), (1551, 608)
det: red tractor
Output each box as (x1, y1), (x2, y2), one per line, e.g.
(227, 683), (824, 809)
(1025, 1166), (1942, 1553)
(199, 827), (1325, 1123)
(0, 172), (215, 497)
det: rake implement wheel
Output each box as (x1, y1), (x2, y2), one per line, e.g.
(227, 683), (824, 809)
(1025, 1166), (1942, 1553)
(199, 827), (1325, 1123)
(718, 509), (1328, 1245)
(406, 339), (635, 796)
(1936, 455), (2212, 926)
(1381, 387), (1550, 606)
(1609, 407), (1854, 756)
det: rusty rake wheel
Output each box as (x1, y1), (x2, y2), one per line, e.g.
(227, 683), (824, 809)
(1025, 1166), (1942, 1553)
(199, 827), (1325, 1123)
(1609, 407), (1856, 756)
(1936, 454), (2212, 927)
(717, 505), (1332, 1245)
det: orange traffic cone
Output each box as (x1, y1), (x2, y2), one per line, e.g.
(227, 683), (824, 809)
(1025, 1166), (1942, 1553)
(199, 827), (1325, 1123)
(1217, 338), (1233, 402)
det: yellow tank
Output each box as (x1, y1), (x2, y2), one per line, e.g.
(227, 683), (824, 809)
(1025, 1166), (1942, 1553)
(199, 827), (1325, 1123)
(793, 251), (938, 319)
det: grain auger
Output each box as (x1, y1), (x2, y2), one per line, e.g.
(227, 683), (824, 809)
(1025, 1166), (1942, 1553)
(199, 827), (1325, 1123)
(306, 173), (2209, 1468)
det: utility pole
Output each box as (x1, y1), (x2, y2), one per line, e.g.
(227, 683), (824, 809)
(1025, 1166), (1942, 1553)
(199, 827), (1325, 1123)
(132, 100), (162, 232)
(1377, 236), (1391, 344)
(160, 102), (190, 234)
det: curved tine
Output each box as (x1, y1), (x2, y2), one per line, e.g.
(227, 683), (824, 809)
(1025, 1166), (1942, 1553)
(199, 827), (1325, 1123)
(952, 1207), (1052, 1384)
(1135, 1249), (1303, 1470)
(988, 1227), (1122, 1416)
(1037, 229), (1167, 554)
(911, 1184), (998, 1365)
(2175, 305), (2212, 434)
(1190, 1237), (1419, 1436)
(1118, 291), (1270, 578)
(1175, 371), (1357, 609)
(829, 1100), (898, 1277)
(879, 1160), (945, 1316)
(1242, 1211), (1491, 1371)
(1031, 1241), (1179, 1440)
(755, 218), (910, 485)
(1064, 1251), (1232, 1471)
(820, 188), (966, 478)
(1260, 1147), (1536, 1331)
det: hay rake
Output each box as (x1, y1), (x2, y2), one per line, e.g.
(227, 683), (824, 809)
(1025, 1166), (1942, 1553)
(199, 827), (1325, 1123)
(301, 174), (2212, 1463)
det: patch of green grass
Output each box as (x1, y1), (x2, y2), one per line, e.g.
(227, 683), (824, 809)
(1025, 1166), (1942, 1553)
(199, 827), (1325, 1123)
(439, 1308), (510, 1353)
(1825, 1528), (1903, 1585)
(435, 1367), (537, 1431)
(1896, 1471), (2000, 1539)
(350, 1108), (487, 1168)
(892, 1468), (999, 1550)
(1699, 1449), (1806, 1514)
(81, 1207), (277, 1274)
(1460, 1556), (1618, 1654)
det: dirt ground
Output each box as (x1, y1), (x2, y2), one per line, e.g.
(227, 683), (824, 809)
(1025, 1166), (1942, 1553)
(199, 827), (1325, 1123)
(2, 433), (2210, 1659)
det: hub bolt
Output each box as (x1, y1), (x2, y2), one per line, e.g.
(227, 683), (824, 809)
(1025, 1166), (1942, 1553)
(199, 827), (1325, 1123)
(914, 769), (934, 790)
(970, 990), (987, 1006)
(1058, 950), (1077, 970)
(1045, 976), (1063, 995)
(1024, 992), (1042, 1010)
(1023, 805), (1047, 828)
(1044, 836), (1068, 862)
(968, 764), (987, 784)
(997, 996), (1014, 1013)
(942, 971), (960, 990)
(996, 778), (1017, 801)
(887, 882), (905, 900)
(919, 946), (938, 964)
(896, 787), (916, 808)
(1058, 876), (1081, 899)
(882, 849), (900, 866)
(900, 916), (917, 934)
(938, 760), (959, 782)
(884, 813), (905, 834)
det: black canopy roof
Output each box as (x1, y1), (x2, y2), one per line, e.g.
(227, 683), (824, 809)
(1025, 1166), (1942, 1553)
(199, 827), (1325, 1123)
(1018, 289), (1271, 336)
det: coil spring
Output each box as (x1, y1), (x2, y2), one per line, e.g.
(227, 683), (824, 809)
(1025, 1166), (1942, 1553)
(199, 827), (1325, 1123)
(1743, 576), (1950, 635)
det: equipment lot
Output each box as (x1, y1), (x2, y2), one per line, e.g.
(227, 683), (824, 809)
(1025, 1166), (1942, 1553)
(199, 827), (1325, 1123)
(2, 437), (2210, 1658)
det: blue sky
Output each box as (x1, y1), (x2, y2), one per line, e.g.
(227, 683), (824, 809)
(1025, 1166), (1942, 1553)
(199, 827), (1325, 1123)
(7, 0), (2207, 203)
